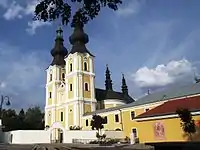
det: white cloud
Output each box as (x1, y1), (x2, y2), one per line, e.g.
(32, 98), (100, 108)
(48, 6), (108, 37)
(132, 59), (194, 88)
(116, 0), (144, 17)
(26, 20), (51, 35)
(1, 0), (51, 35)
(0, 82), (6, 88)
(3, 1), (23, 20)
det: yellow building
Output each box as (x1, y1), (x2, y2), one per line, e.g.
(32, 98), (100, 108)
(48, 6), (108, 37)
(45, 24), (200, 143)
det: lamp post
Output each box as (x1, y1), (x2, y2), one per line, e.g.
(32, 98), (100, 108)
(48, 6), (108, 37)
(0, 95), (11, 119)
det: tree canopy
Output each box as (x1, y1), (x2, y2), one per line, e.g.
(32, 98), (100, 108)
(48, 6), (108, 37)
(176, 108), (196, 140)
(2, 106), (44, 132)
(34, 0), (122, 27)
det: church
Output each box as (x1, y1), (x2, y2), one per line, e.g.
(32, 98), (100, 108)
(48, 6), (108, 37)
(45, 23), (200, 143)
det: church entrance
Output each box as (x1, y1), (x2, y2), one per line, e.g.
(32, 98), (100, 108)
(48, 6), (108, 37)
(50, 128), (64, 143)
(48, 122), (65, 143)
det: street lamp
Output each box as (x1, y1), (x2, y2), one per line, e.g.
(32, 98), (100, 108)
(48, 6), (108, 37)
(0, 95), (11, 119)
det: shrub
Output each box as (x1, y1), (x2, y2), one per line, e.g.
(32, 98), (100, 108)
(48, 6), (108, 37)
(69, 125), (82, 130)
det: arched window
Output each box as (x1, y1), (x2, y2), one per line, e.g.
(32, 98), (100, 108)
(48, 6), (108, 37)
(115, 128), (121, 131)
(84, 83), (89, 91)
(62, 73), (65, 81)
(84, 62), (87, 71)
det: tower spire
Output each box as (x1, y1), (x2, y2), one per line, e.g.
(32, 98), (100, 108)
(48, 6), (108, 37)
(69, 21), (93, 56)
(121, 73), (128, 95)
(50, 26), (68, 66)
(105, 64), (113, 91)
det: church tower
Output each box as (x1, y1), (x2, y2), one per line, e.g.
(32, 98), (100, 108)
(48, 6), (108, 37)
(65, 22), (96, 128)
(45, 27), (68, 128)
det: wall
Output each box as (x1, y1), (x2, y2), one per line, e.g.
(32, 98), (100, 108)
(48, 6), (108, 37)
(137, 115), (200, 143)
(0, 129), (124, 144)
(122, 101), (164, 138)
(9, 130), (51, 144)
(64, 130), (125, 143)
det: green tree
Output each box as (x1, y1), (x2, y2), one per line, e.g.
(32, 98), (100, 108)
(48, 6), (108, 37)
(2, 109), (19, 131)
(17, 109), (25, 130)
(24, 106), (44, 130)
(91, 114), (107, 142)
(34, 0), (122, 27)
(176, 108), (196, 141)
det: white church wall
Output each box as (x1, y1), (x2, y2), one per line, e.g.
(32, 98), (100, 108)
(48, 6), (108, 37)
(63, 130), (125, 143)
(64, 130), (97, 143)
(9, 130), (50, 144)
(104, 130), (125, 139)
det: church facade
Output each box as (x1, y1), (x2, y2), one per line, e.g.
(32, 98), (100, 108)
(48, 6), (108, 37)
(45, 24), (200, 143)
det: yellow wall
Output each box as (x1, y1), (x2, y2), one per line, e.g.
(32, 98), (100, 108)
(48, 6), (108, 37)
(84, 104), (91, 113)
(55, 108), (65, 127)
(68, 105), (74, 127)
(83, 74), (91, 98)
(136, 115), (200, 143)
(122, 102), (164, 138)
(46, 111), (51, 126)
(104, 104), (114, 109)
(103, 113), (122, 131)
(82, 118), (92, 130)
(81, 112), (123, 131)
(68, 77), (74, 99)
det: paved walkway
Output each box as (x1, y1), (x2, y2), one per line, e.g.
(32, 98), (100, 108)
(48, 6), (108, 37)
(0, 143), (154, 150)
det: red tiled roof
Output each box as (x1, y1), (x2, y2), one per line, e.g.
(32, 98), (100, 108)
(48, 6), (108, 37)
(136, 95), (200, 119)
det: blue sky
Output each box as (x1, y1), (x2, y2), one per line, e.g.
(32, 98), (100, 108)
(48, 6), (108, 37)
(0, 0), (200, 110)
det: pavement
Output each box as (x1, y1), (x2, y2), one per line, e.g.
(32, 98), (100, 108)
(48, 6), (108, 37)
(0, 143), (154, 150)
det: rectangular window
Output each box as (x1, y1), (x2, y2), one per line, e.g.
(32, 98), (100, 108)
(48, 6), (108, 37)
(104, 116), (107, 124)
(130, 111), (135, 120)
(115, 114), (119, 123)
(70, 84), (73, 91)
(84, 62), (87, 71)
(49, 92), (52, 98)
(70, 63), (72, 72)
(86, 119), (88, 126)
(50, 74), (52, 81)
(60, 112), (63, 122)
(84, 83), (89, 91)
(132, 128), (137, 138)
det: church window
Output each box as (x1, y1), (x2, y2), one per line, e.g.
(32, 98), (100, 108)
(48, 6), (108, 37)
(70, 84), (73, 91)
(50, 74), (52, 81)
(60, 112), (64, 122)
(49, 92), (52, 98)
(86, 119), (88, 126)
(70, 63), (73, 72)
(84, 83), (89, 91)
(62, 73), (65, 81)
(104, 116), (107, 124)
(115, 114), (119, 123)
(84, 62), (87, 71)
(132, 128), (138, 138)
(130, 111), (135, 120)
